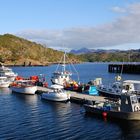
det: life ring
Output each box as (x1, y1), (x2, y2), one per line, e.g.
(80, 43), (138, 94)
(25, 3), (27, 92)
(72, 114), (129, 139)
(116, 75), (121, 81)
(134, 105), (140, 112)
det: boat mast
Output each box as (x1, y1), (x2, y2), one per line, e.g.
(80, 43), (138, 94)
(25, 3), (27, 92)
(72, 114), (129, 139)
(62, 52), (66, 72)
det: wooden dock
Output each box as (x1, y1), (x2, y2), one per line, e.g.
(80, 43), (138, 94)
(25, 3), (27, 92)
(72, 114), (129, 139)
(36, 86), (106, 104)
(108, 64), (140, 74)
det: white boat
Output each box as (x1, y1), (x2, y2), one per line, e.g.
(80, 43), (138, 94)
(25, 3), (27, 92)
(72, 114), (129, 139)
(0, 76), (11, 88)
(0, 65), (18, 81)
(10, 80), (37, 95)
(51, 52), (79, 86)
(41, 84), (70, 102)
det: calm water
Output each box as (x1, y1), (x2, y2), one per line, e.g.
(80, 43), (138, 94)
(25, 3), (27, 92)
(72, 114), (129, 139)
(1, 63), (140, 140)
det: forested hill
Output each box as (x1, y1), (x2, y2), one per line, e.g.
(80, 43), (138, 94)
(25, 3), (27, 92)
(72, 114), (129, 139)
(78, 50), (140, 62)
(0, 34), (80, 65)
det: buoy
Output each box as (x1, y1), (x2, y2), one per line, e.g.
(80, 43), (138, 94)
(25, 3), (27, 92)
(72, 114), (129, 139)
(102, 112), (107, 117)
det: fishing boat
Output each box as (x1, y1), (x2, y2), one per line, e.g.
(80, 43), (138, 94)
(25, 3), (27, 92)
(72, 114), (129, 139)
(10, 80), (37, 95)
(84, 93), (140, 120)
(0, 65), (17, 81)
(97, 75), (124, 98)
(41, 84), (70, 102)
(51, 52), (79, 86)
(0, 76), (11, 88)
(98, 81), (122, 98)
(98, 76), (140, 98)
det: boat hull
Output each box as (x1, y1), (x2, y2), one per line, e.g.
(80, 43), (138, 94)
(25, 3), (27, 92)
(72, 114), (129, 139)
(41, 92), (70, 102)
(84, 104), (140, 121)
(98, 88), (121, 98)
(0, 83), (10, 88)
(10, 86), (37, 95)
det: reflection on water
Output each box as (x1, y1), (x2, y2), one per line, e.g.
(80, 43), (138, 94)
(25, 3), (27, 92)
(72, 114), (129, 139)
(41, 99), (72, 120)
(84, 113), (140, 140)
(11, 93), (39, 105)
(1, 64), (140, 139)
(0, 87), (11, 94)
(117, 120), (140, 140)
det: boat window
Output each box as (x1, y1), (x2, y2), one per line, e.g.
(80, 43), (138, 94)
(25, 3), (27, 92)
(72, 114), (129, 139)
(118, 86), (121, 89)
(125, 85), (130, 90)
(112, 85), (117, 88)
(125, 99), (128, 104)
(130, 96), (138, 104)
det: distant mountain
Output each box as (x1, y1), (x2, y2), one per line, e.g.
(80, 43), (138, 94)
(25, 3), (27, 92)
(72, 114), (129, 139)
(70, 48), (91, 54)
(70, 48), (121, 54)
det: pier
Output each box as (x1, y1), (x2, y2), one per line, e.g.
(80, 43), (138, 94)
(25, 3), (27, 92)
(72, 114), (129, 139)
(37, 86), (106, 104)
(108, 64), (140, 74)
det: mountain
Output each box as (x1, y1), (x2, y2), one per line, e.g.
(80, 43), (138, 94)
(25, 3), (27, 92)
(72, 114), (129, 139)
(0, 34), (80, 65)
(70, 48), (121, 54)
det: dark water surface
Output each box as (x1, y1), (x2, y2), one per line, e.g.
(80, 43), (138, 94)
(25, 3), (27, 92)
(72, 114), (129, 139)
(1, 63), (140, 140)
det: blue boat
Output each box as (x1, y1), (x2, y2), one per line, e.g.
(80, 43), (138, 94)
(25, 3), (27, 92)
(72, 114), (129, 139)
(82, 85), (98, 95)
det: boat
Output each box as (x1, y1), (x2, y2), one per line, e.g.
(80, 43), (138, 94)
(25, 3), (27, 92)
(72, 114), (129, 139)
(97, 75), (127, 98)
(82, 85), (99, 95)
(84, 93), (140, 120)
(82, 78), (102, 95)
(41, 84), (70, 102)
(10, 80), (37, 95)
(0, 65), (18, 81)
(51, 52), (79, 86)
(97, 81), (122, 98)
(98, 77), (140, 98)
(0, 76), (11, 88)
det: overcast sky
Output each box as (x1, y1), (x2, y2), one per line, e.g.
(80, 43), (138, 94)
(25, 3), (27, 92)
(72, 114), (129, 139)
(1, 0), (140, 51)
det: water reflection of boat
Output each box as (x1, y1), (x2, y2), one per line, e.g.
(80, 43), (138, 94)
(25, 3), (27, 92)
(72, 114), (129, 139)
(84, 93), (140, 120)
(84, 113), (140, 139)
(12, 93), (38, 105)
(0, 87), (11, 94)
(117, 120), (140, 139)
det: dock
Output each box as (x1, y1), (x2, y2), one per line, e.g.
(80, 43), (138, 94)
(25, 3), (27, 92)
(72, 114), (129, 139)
(108, 64), (140, 74)
(37, 86), (106, 104)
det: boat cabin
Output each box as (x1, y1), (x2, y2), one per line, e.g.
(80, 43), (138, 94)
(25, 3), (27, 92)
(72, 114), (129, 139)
(120, 94), (140, 112)
(122, 80), (140, 94)
(51, 71), (72, 86)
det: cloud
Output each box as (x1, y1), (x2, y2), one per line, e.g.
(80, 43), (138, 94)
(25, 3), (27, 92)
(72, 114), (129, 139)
(111, 6), (126, 13)
(16, 2), (140, 51)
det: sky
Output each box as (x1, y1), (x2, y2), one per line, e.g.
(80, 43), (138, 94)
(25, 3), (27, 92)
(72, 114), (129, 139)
(1, 0), (140, 51)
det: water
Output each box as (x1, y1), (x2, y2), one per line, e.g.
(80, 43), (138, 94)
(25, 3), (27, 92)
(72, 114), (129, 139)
(1, 63), (140, 140)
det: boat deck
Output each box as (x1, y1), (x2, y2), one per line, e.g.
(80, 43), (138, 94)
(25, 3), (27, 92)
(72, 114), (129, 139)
(37, 86), (106, 104)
